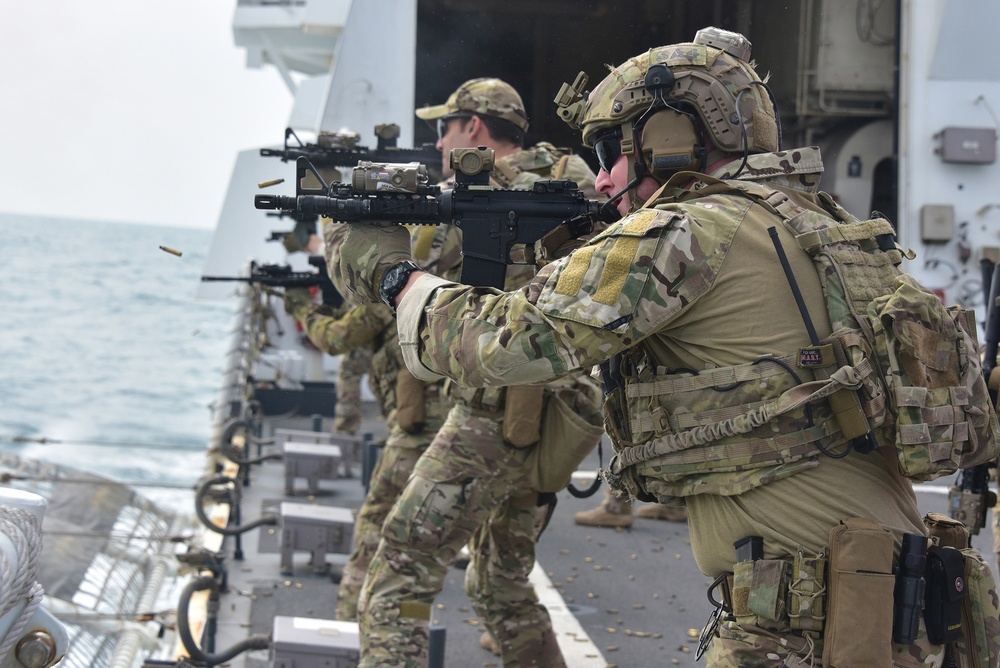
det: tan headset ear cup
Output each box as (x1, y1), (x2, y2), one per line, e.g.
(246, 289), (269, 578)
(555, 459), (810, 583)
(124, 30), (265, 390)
(640, 109), (703, 179)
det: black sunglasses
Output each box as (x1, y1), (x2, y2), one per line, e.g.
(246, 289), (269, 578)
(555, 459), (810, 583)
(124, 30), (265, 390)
(436, 113), (474, 141)
(592, 127), (624, 173)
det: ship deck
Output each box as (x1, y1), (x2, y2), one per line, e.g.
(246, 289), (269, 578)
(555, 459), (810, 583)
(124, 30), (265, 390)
(207, 401), (994, 668)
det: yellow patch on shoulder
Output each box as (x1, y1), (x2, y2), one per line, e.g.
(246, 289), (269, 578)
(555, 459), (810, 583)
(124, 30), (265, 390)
(593, 236), (640, 305)
(554, 245), (596, 296)
(621, 209), (661, 235)
(553, 209), (658, 301)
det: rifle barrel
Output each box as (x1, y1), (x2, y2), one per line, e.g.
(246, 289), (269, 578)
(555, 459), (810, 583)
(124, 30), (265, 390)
(259, 145), (440, 168)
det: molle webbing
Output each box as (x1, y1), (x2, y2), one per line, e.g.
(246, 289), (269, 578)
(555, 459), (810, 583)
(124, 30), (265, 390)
(824, 249), (901, 316)
(633, 421), (840, 470)
(490, 143), (562, 189)
(491, 159), (523, 188)
(794, 218), (896, 254)
(681, 174), (899, 258)
(734, 178), (998, 481)
(727, 179), (902, 323)
(695, 176), (892, 247)
(628, 352), (802, 398)
(626, 360), (880, 434)
(612, 351), (878, 471)
(895, 387), (970, 448)
(604, 178), (908, 496)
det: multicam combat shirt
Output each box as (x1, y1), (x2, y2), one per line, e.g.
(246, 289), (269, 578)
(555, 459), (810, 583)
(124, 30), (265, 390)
(395, 147), (925, 575)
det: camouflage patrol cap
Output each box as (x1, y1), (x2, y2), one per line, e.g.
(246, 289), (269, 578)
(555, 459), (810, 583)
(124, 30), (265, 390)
(416, 78), (529, 133)
(568, 27), (777, 153)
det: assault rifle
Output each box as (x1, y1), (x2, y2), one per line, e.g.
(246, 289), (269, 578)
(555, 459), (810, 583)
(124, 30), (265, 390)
(260, 125), (441, 171)
(201, 256), (343, 309)
(253, 148), (616, 288)
(948, 258), (1000, 534)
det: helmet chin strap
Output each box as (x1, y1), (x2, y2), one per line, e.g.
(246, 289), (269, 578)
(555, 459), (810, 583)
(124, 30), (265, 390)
(598, 122), (651, 219)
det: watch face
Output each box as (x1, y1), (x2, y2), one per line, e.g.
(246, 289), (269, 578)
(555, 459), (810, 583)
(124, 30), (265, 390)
(380, 261), (418, 306)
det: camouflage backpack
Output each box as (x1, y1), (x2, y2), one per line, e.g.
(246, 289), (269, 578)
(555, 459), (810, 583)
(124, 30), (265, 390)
(709, 176), (1000, 481)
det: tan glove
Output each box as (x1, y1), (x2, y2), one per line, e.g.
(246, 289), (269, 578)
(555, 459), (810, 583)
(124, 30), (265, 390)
(282, 287), (313, 316)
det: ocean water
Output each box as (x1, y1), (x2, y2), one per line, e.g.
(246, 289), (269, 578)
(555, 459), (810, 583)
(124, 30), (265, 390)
(0, 213), (233, 505)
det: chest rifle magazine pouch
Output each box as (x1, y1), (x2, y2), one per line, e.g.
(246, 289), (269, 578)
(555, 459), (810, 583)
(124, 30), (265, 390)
(924, 546), (965, 645)
(823, 517), (895, 668)
(395, 368), (427, 434)
(503, 385), (547, 448)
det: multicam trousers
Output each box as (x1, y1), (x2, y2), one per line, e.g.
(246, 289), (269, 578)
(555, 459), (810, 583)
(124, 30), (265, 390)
(357, 404), (564, 668)
(335, 377), (447, 621)
(332, 346), (372, 435)
(465, 493), (554, 666)
(334, 444), (427, 621)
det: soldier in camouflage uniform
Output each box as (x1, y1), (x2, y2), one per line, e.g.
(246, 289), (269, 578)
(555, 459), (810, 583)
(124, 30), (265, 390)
(339, 31), (1000, 667)
(280, 222), (370, 438)
(351, 78), (604, 667)
(283, 222), (449, 622)
(331, 347), (370, 435)
(325, 226), (372, 440)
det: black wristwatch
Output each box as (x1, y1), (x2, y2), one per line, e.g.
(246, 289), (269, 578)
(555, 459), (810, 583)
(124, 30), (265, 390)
(379, 261), (421, 308)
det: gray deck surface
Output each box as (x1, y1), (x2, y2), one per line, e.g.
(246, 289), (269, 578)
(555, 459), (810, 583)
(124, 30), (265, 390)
(209, 402), (995, 668)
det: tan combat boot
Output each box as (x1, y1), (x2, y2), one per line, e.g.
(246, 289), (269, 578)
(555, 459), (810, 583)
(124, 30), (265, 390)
(479, 630), (501, 656)
(634, 503), (688, 522)
(573, 497), (633, 528)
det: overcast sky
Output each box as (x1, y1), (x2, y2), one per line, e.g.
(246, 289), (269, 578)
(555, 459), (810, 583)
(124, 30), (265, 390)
(1, 1), (294, 229)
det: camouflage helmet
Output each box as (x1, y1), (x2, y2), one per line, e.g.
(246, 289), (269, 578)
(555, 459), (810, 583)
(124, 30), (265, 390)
(416, 77), (529, 133)
(556, 27), (778, 154)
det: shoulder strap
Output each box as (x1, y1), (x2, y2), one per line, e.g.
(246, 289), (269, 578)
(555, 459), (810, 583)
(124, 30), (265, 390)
(553, 154), (570, 180)
(492, 159), (521, 188)
(659, 171), (808, 218)
(663, 172), (900, 257)
(496, 143), (575, 187)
